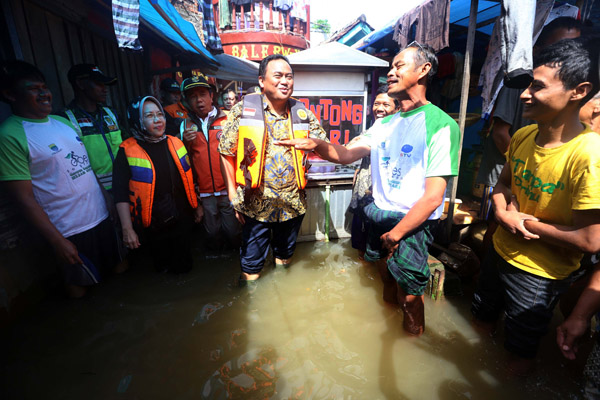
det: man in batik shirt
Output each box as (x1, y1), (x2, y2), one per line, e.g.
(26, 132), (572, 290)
(219, 54), (327, 285)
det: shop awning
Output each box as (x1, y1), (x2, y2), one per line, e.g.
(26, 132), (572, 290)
(140, 0), (219, 68)
(210, 53), (259, 83)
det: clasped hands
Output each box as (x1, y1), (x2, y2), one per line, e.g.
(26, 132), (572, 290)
(496, 194), (540, 240)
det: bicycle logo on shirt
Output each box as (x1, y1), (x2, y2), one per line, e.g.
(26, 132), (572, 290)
(65, 151), (89, 167)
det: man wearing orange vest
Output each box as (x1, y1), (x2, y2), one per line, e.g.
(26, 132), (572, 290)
(168, 75), (240, 249)
(219, 54), (328, 285)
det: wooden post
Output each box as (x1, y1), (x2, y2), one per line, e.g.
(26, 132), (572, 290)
(425, 255), (445, 301)
(259, 1), (264, 30)
(250, 2), (255, 29)
(285, 11), (290, 33)
(445, 0), (478, 243)
(278, 8), (283, 31)
(231, 3), (236, 30)
(240, 4), (245, 29)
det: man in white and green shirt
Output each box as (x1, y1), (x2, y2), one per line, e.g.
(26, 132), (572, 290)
(278, 43), (459, 336)
(0, 61), (119, 298)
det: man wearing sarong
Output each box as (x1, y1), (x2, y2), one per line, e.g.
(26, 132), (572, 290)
(278, 42), (460, 335)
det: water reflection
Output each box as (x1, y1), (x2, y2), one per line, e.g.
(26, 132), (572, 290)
(0, 240), (586, 399)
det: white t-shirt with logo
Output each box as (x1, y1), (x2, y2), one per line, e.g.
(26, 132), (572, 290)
(359, 103), (460, 219)
(0, 115), (108, 237)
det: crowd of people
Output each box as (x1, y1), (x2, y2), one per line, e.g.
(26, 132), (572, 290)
(1, 23), (600, 391)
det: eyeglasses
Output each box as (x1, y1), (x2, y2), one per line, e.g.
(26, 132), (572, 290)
(143, 112), (165, 121)
(407, 41), (425, 52)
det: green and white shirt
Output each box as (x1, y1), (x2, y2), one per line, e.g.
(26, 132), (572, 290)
(360, 103), (460, 219)
(0, 115), (107, 237)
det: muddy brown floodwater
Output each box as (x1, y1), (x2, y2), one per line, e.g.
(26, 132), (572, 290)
(0, 239), (588, 399)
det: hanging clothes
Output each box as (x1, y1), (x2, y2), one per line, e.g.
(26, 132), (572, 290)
(218, 0), (231, 29)
(290, 0), (306, 22)
(479, 1), (578, 119)
(392, 0), (450, 52)
(274, 0), (293, 11)
(200, 0), (223, 52)
(112, 0), (143, 51)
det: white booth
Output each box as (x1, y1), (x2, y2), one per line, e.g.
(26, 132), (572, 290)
(287, 42), (388, 241)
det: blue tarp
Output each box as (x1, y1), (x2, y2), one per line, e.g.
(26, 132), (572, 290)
(449, 0), (500, 36)
(141, 0), (218, 66)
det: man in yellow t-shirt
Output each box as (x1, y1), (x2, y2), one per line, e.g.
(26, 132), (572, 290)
(471, 38), (600, 376)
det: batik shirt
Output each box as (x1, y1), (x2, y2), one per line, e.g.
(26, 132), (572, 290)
(218, 99), (327, 222)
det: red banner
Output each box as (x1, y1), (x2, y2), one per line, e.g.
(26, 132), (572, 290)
(224, 44), (302, 61)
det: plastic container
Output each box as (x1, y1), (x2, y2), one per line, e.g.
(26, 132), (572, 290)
(443, 198), (462, 214)
(308, 159), (336, 174)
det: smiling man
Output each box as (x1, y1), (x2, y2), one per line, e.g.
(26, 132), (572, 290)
(0, 61), (120, 298)
(471, 38), (600, 376)
(277, 43), (460, 336)
(218, 54), (327, 284)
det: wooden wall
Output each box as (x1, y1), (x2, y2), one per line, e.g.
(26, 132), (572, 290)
(5, 0), (147, 118)
(0, 0), (148, 322)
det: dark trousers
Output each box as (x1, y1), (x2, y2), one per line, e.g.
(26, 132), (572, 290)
(471, 247), (575, 358)
(240, 215), (304, 274)
(134, 218), (194, 273)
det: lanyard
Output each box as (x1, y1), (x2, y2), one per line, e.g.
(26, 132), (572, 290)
(79, 106), (116, 162)
(79, 107), (105, 137)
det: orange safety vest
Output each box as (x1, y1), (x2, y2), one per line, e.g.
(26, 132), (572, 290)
(164, 102), (188, 120)
(185, 111), (228, 194)
(120, 136), (198, 228)
(236, 93), (310, 190)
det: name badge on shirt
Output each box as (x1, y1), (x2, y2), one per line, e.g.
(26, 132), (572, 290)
(104, 115), (118, 131)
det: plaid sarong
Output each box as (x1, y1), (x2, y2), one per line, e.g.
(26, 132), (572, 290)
(363, 202), (437, 296)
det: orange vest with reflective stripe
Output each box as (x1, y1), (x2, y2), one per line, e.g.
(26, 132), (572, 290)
(186, 113), (228, 194)
(120, 136), (198, 228)
(236, 94), (310, 190)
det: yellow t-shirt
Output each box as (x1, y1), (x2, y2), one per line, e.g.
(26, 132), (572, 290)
(493, 124), (600, 279)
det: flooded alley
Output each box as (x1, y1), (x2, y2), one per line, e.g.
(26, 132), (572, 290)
(0, 239), (587, 399)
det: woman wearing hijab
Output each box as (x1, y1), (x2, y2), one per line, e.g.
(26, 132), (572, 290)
(112, 96), (198, 273)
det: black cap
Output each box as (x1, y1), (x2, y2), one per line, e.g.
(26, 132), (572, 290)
(181, 73), (211, 93)
(68, 64), (117, 85)
(160, 78), (180, 92)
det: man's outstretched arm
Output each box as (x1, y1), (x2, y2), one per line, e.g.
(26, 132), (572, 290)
(276, 138), (370, 165)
